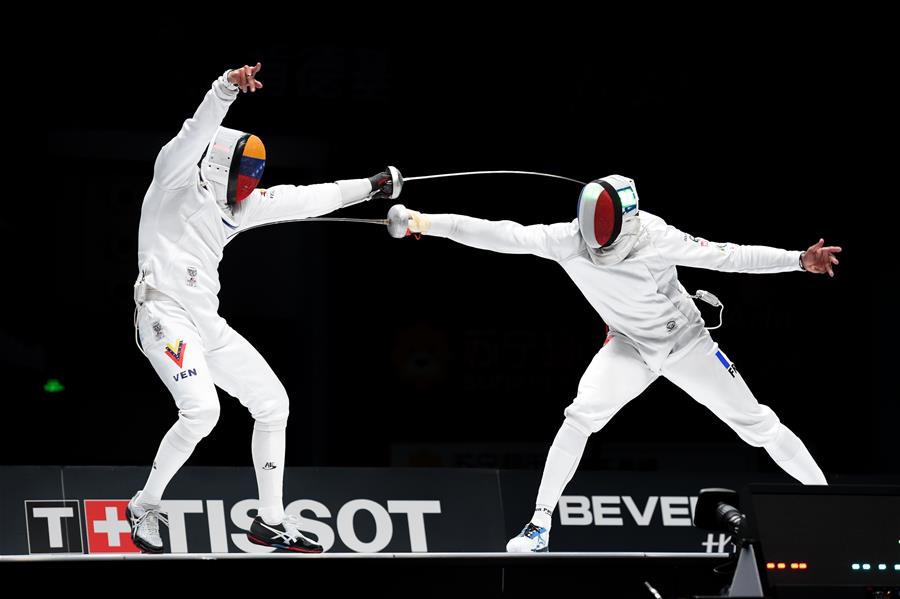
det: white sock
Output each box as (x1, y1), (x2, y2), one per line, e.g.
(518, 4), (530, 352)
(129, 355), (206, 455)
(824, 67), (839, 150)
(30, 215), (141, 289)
(531, 507), (553, 530)
(253, 425), (286, 525)
(764, 424), (827, 485)
(533, 422), (589, 529)
(140, 426), (195, 506)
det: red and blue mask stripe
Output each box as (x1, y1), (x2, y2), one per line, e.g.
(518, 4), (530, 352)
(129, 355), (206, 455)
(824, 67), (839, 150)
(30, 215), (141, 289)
(228, 134), (266, 204)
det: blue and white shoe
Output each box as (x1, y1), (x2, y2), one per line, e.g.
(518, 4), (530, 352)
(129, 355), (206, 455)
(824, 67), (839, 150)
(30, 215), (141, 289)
(506, 522), (549, 552)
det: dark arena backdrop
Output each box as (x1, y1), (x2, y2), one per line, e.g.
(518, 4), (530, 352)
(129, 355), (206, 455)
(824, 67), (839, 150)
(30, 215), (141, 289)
(8, 27), (896, 597)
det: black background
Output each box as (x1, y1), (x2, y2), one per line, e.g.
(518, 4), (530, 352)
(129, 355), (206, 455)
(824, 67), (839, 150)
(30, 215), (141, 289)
(12, 25), (893, 480)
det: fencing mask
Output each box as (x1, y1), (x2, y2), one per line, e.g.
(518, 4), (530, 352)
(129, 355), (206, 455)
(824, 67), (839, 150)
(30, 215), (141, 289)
(201, 126), (266, 206)
(576, 174), (641, 265)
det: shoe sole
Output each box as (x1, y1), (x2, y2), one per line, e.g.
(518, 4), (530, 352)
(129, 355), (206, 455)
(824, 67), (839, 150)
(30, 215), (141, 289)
(247, 533), (323, 553)
(125, 505), (164, 554)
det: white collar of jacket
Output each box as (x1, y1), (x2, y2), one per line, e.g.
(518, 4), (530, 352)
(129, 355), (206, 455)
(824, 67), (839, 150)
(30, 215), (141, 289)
(197, 169), (233, 217)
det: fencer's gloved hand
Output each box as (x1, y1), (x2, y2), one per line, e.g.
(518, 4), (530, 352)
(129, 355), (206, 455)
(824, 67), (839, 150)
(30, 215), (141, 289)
(406, 209), (431, 235)
(367, 169), (395, 201)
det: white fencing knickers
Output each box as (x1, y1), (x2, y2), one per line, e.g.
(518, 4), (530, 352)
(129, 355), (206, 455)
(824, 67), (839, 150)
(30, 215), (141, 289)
(135, 296), (290, 521)
(533, 330), (826, 527)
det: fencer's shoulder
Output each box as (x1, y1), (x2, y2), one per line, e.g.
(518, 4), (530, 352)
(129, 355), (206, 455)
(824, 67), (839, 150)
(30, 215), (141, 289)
(639, 212), (670, 236)
(549, 219), (587, 261)
(639, 211), (665, 226)
(552, 219), (584, 242)
(559, 218), (581, 234)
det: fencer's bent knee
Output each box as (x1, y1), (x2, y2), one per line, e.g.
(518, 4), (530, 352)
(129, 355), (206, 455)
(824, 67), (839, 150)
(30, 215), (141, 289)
(251, 389), (289, 431)
(730, 410), (781, 448)
(563, 404), (597, 437)
(176, 403), (220, 443)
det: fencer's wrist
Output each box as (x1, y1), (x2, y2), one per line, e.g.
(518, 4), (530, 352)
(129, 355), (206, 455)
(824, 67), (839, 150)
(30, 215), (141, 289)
(408, 210), (433, 235)
(222, 69), (239, 92)
(799, 251), (807, 271)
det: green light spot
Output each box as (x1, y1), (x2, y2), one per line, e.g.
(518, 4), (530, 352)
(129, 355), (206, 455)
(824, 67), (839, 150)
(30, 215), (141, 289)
(43, 379), (65, 393)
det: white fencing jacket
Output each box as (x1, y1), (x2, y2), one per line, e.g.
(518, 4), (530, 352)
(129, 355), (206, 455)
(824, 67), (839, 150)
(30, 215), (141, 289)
(426, 212), (803, 371)
(136, 72), (370, 346)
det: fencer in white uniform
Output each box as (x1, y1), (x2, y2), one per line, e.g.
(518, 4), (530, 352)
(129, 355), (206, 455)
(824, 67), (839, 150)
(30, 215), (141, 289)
(401, 174), (841, 552)
(127, 64), (399, 553)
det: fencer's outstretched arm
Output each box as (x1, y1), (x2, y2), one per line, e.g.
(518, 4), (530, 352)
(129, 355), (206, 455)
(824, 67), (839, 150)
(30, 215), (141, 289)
(648, 216), (841, 276)
(153, 64), (263, 190)
(231, 170), (396, 231)
(407, 211), (581, 262)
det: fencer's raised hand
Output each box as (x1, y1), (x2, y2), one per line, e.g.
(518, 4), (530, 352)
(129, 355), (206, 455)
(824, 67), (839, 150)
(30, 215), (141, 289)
(801, 238), (842, 277)
(406, 209), (431, 235)
(368, 169), (395, 201)
(228, 63), (263, 93)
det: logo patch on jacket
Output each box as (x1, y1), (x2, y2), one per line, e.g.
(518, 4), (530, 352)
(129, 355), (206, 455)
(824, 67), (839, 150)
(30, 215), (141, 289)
(684, 234), (709, 247)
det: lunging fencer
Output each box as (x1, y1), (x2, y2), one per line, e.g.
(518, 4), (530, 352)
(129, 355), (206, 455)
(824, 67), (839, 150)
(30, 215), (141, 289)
(396, 174), (839, 552)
